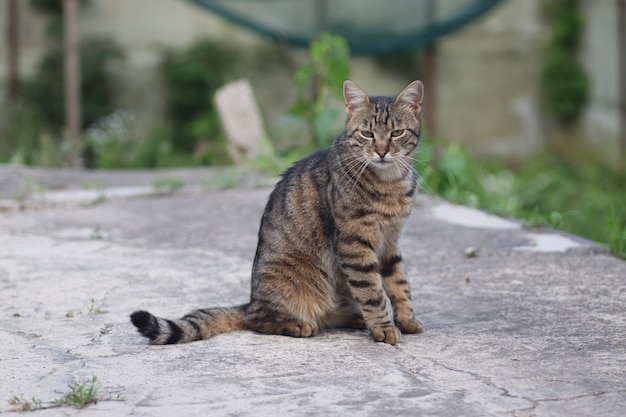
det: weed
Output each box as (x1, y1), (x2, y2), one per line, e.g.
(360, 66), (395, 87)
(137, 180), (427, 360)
(213, 167), (239, 190)
(607, 206), (626, 259)
(81, 179), (104, 190)
(88, 298), (107, 315)
(8, 376), (124, 412)
(288, 33), (350, 150)
(9, 396), (43, 412)
(160, 38), (240, 153)
(522, 208), (564, 230)
(52, 377), (99, 409)
(89, 226), (105, 240)
(88, 187), (109, 206)
(66, 297), (107, 318)
(417, 140), (626, 257)
(152, 176), (185, 193)
(13, 178), (45, 206)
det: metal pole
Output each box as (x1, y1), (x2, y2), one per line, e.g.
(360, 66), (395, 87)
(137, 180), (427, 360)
(63, 0), (81, 167)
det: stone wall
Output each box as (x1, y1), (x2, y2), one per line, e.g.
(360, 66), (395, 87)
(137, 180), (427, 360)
(580, 0), (622, 154)
(435, 0), (544, 158)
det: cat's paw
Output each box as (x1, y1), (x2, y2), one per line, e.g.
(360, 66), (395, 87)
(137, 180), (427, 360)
(281, 322), (318, 338)
(397, 317), (424, 334)
(370, 325), (401, 345)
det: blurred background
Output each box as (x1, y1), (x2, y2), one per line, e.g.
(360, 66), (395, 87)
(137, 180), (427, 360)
(1, 0), (625, 256)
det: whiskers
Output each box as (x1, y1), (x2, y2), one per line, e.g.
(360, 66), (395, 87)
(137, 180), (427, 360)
(395, 154), (414, 179)
(330, 140), (431, 193)
(331, 152), (371, 191)
(411, 155), (434, 195)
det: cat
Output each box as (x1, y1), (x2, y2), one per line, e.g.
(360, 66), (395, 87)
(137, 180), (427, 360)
(131, 79), (425, 345)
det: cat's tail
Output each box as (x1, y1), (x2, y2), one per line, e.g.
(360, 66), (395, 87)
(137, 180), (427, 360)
(130, 304), (249, 345)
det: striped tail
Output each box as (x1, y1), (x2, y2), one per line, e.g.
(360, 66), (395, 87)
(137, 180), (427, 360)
(130, 304), (248, 345)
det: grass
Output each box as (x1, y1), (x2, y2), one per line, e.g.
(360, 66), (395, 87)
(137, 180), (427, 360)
(88, 297), (107, 315)
(12, 178), (45, 206)
(152, 176), (185, 193)
(9, 376), (124, 412)
(65, 297), (108, 318)
(415, 140), (626, 259)
(607, 205), (626, 257)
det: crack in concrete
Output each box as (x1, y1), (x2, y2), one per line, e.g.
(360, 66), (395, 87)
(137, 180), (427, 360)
(510, 390), (626, 417)
(396, 349), (535, 412)
(533, 389), (626, 403)
(398, 348), (626, 416)
(431, 358), (518, 399)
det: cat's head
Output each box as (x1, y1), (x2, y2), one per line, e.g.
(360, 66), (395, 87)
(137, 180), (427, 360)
(342, 80), (424, 178)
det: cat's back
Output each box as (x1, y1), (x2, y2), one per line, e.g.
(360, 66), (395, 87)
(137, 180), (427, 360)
(270, 148), (331, 207)
(256, 149), (335, 257)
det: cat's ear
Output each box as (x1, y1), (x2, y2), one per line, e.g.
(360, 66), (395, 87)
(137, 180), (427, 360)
(394, 80), (424, 114)
(343, 80), (370, 117)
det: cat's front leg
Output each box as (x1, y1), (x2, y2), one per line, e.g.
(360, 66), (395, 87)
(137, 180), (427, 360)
(338, 237), (400, 345)
(380, 250), (423, 334)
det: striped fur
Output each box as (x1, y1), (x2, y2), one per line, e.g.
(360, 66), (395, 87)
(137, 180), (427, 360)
(131, 80), (424, 345)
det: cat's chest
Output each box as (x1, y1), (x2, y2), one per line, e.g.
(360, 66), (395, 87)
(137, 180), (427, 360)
(340, 175), (416, 220)
(371, 180), (415, 215)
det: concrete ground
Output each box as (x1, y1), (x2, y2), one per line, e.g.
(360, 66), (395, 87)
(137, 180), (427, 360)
(0, 165), (624, 416)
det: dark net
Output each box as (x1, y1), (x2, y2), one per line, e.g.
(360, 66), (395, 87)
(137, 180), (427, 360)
(184, 0), (505, 54)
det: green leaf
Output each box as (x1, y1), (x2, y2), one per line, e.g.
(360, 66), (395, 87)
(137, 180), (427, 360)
(327, 59), (350, 98)
(313, 107), (339, 147)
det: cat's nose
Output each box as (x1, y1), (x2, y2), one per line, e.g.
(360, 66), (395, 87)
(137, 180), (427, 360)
(376, 150), (388, 159)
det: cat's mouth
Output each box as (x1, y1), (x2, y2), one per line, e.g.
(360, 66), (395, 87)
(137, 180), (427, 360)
(372, 159), (396, 170)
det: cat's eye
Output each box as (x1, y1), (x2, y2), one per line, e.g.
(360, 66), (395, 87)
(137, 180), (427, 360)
(360, 130), (374, 138)
(391, 129), (405, 137)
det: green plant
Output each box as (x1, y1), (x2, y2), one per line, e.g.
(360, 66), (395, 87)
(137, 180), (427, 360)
(5, 2), (124, 167)
(82, 109), (135, 168)
(54, 377), (99, 409)
(0, 101), (43, 164)
(522, 208), (565, 229)
(83, 111), (209, 169)
(541, 0), (589, 125)
(289, 33), (351, 149)
(12, 178), (45, 205)
(607, 205), (626, 259)
(415, 140), (626, 257)
(212, 167), (240, 190)
(8, 376), (123, 412)
(152, 176), (185, 193)
(21, 36), (124, 133)
(160, 38), (241, 153)
(88, 297), (106, 314)
(9, 396), (43, 412)
(24, 2), (123, 133)
(415, 141), (493, 210)
(89, 226), (106, 240)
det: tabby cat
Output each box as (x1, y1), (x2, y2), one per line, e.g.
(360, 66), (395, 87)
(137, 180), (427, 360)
(131, 80), (425, 345)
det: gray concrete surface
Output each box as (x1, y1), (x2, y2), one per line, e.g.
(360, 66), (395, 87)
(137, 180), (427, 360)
(0, 165), (625, 416)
